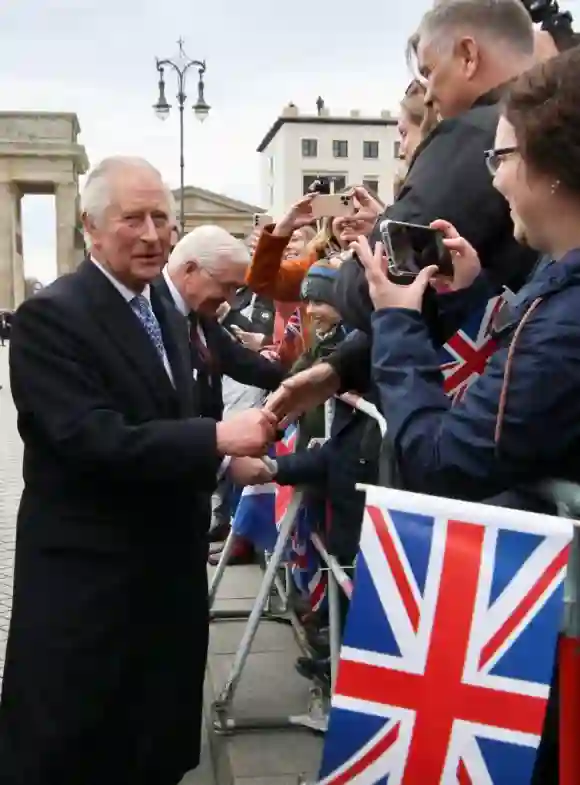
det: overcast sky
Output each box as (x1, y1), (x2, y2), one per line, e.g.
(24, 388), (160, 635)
(2, 0), (579, 283)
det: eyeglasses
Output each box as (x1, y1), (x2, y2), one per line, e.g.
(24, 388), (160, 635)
(484, 146), (519, 177)
(200, 266), (241, 296)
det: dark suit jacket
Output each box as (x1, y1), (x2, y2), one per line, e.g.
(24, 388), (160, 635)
(1, 260), (217, 784)
(155, 275), (285, 421)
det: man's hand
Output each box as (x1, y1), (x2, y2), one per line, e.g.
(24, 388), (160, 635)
(273, 194), (316, 237)
(216, 409), (278, 457)
(229, 456), (274, 486)
(231, 326), (266, 352)
(264, 363), (340, 423)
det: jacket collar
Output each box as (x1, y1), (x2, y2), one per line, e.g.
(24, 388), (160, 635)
(512, 249), (580, 315)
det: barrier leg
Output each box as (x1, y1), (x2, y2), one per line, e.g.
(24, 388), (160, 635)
(328, 572), (341, 690)
(208, 528), (237, 609)
(212, 492), (303, 732)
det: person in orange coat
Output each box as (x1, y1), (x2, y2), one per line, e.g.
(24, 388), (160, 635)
(245, 187), (382, 366)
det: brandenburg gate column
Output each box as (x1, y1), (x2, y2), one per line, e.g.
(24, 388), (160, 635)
(56, 181), (79, 276)
(0, 181), (20, 310)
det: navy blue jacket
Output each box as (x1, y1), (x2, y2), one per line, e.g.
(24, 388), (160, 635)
(275, 398), (380, 561)
(371, 250), (580, 505)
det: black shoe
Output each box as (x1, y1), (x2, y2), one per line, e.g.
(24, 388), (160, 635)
(295, 655), (331, 689)
(208, 520), (231, 543)
(306, 626), (330, 657)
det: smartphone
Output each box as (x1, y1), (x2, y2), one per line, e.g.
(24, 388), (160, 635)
(253, 213), (273, 228)
(310, 193), (356, 219)
(380, 220), (453, 277)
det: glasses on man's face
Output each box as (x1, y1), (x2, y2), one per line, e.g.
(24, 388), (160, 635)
(484, 146), (519, 177)
(200, 267), (241, 297)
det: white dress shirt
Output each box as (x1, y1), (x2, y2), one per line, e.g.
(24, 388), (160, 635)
(91, 257), (174, 384)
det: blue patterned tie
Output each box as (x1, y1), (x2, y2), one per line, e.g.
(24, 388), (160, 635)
(130, 294), (166, 363)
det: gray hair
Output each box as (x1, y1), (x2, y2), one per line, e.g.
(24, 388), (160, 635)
(81, 156), (176, 249)
(418, 0), (534, 57)
(167, 224), (250, 273)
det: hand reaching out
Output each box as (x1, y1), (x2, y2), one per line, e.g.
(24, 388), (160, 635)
(216, 408), (278, 457)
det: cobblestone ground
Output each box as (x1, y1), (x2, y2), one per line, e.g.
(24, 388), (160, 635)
(0, 345), (20, 682)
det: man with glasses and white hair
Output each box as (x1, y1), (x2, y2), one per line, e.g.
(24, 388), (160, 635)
(158, 224), (285, 487)
(1, 156), (278, 785)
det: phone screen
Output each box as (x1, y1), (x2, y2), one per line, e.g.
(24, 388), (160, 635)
(382, 221), (453, 277)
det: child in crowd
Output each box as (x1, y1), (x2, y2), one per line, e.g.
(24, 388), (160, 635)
(268, 259), (383, 688)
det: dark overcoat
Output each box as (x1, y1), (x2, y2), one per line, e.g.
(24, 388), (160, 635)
(0, 260), (220, 785)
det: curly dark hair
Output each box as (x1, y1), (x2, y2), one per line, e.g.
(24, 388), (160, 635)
(503, 45), (580, 193)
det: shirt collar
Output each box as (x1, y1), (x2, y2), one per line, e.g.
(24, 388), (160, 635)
(162, 266), (188, 317)
(91, 256), (150, 303)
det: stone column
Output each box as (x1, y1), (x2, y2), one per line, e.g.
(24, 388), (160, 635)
(0, 181), (16, 310)
(12, 189), (25, 307)
(55, 182), (79, 276)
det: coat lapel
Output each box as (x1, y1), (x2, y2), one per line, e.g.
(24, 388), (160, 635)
(77, 260), (177, 408)
(152, 284), (196, 416)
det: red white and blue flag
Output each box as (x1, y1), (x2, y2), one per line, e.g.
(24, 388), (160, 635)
(291, 502), (328, 613)
(439, 295), (505, 402)
(317, 485), (572, 785)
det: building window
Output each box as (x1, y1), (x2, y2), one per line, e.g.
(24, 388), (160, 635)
(302, 138), (318, 157)
(363, 140), (379, 159)
(302, 174), (347, 194)
(333, 140), (348, 158)
(394, 140), (402, 159)
(363, 178), (380, 196)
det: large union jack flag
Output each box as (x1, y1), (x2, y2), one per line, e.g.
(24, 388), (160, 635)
(439, 295), (505, 403)
(317, 486), (572, 785)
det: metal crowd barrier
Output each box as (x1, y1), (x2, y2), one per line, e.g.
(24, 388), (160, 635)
(207, 397), (580, 785)
(208, 394), (386, 736)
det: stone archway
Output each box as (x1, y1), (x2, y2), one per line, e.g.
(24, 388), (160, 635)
(0, 112), (89, 309)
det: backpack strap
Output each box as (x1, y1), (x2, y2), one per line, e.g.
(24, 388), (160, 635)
(494, 297), (543, 446)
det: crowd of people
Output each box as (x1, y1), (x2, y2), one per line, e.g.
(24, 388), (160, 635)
(1, 0), (579, 783)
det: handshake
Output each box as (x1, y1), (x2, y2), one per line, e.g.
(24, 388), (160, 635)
(215, 362), (342, 486)
(215, 406), (280, 486)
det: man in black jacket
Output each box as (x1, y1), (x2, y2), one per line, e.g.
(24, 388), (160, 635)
(267, 0), (539, 412)
(1, 157), (277, 785)
(157, 224), (284, 487)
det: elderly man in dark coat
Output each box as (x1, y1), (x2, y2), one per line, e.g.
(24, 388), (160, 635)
(0, 155), (277, 785)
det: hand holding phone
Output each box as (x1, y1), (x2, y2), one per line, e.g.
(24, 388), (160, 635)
(380, 220), (454, 278)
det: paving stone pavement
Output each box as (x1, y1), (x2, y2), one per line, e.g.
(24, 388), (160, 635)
(0, 346), (19, 682)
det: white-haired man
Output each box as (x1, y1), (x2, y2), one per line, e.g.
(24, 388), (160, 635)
(157, 225), (286, 561)
(0, 156), (278, 785)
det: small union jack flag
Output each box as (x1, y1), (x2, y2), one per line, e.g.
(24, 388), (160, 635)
(317, 485), (572, 785)
(291, 501), (328, 613)
(439, 295), (505, 402)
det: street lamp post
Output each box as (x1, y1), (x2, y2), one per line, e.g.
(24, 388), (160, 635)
(152, 38), (210, 235)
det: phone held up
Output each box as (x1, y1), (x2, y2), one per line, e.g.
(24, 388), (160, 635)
(380, 219), (454, 279)
(253, 213), (273, 229)
(310, 193), (356, 219)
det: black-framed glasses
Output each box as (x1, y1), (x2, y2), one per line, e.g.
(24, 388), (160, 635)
(484, 146), (519, 176)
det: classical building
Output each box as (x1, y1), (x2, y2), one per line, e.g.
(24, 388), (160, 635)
(257, 98), (400, 218)
(0, 112), (88, 310)
(175, 185), (265, 239)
